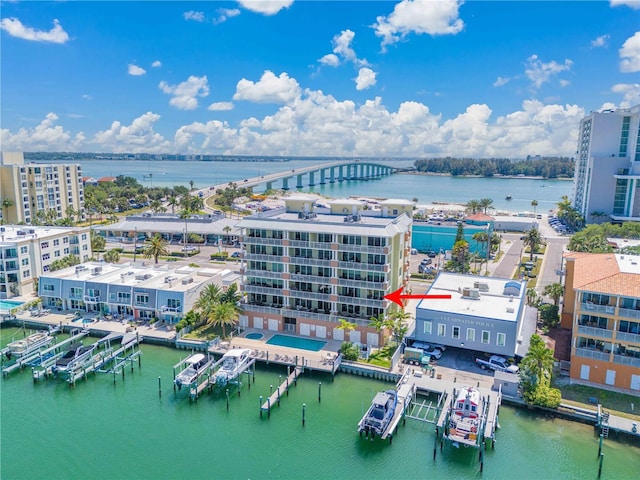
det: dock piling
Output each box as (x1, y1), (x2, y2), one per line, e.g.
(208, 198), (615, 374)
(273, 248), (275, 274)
(598, 452), (604, 478)
(226, 388), (230, 411)
(318, 382), (321, 403)
(598, 433), (603, 456)
(260, 395), (263, 418)
(158, 376), (161, 397)
(302, 403), (306, 427)
(267, 398), (271, 417)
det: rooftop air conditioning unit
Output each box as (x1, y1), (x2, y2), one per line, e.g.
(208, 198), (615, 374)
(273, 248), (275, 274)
(181, 277), (194, 285)
(16, 230), (26, 236)
(506, 307), (515, 313)
(92, 266), (103, 275)
(26, 228), (35, 234)
(474, 281), (489, 292)
(462, 287), (480, 299)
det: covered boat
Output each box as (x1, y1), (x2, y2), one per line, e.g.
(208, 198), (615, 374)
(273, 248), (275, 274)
(358, 389), (398, 438)
(174, 353), (210, 390)
(214, 348), (252, 386)
(6, 332), (52, 359)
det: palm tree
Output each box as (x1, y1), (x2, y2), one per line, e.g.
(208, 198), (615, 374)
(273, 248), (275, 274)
(220, 283), (242, 305)
(478, 198), (494, 214)
(195, 284), (222, 313)
(1, 197), (13, 224)
(223, 226), (232, 250)
(471, 231), (489, 263)
(531, 199), (538, 216)
(210, 301), (240, 338)
(543, 283), (564, 306)
(526, 287), (539, 307)
(144, 234), (168, 264)
(520, 334), (555, 388)
(524, 226), (542, 261)
(167, 194), (179, 214)
(103, 249), (120, 264)
(387, 310), (411, 346)
(337, 318), (357, 341)
(189, 180), (195, 191)
(465, 199), (482, 214)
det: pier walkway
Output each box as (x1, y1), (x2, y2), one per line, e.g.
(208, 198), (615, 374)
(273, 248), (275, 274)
(261, 366), (302, 413)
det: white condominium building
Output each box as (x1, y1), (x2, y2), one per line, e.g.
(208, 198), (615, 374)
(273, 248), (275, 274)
(0, 152), (85, 225)
(0, 225), (91, 299)
(236, 195), (413, 348)
(572, 105), (640, 223)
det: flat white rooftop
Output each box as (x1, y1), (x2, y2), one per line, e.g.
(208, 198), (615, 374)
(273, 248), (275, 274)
(0, 225), (86, 244)
(417, 272), (526, 322)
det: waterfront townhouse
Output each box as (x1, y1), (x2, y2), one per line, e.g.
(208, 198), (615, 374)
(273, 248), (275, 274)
(38, 261), (237, 323)
(414, 273), (532, 358)
(0, 225), (91, 299)
(572, 104), (640, 224)
(235, 195), (413, 347)
(0, 152), (85, 225)
(561, 252), (640, 392)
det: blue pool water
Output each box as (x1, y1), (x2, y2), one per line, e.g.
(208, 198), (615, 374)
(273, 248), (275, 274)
(0, 300), (24, 312)
(266, 334), (326, 351)
(246, 332), (264, 340)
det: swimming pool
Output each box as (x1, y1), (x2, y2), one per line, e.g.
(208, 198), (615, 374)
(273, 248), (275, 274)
(0, 300), (24, 312)
(266, 334), (326, 352)
(246, 332), (264, 340)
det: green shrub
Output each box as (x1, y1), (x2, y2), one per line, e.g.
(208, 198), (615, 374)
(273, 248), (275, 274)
(210, 252), (229, 260)
(340, 341), (360, 361)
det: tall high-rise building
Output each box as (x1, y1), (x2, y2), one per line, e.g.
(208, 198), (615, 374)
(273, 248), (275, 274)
(572, 105), (640, 223)
(0, 152), (85, 225)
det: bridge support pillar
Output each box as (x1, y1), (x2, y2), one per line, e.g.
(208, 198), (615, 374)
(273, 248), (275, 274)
(330, 167), (336, 183)
(266, 181), (273, 191)
(309, 171), (315, 186)
(282, 178), (290, 190)
(296, 174), (304, 189)
(338, 166), (344, 182)
(319, 169), (326, 185)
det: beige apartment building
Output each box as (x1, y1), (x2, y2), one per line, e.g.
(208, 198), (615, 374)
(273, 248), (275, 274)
(0, 152), (85, 225)
(561, 252), (640, 392)
(236, 195), (413, 348)
(0, 225), (92, 299)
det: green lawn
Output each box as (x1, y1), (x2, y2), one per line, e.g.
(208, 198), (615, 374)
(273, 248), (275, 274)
(555, 382), (640, 420)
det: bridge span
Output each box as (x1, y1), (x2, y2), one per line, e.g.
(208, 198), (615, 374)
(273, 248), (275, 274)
(193, 160), (397, 198)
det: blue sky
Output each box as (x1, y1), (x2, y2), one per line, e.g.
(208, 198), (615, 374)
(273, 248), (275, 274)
(1, 0), (639, 158)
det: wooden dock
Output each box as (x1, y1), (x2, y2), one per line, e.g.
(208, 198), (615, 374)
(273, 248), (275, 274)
(261, 366), (302, 413)
(380, 380), (416, 440)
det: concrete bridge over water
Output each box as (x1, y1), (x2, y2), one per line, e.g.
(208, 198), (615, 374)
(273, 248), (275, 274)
(195, 160), (400, 196)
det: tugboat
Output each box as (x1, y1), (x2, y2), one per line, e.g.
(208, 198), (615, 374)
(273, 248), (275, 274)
(358, 389), (398, 439)
(446, 386), (484, 448)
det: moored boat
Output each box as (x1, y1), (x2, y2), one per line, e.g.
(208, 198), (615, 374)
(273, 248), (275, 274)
(214, 348), (252, 386)
(54, 344), (97, 373)
(5, 332), (53, 359)
(446, 386), (484, 447)
(505, 195), (512, 200)
(358, 389), (398, 438)
(174, 353), (210, 390)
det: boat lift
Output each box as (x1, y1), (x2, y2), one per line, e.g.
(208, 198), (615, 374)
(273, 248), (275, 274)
(3, 329), (89, 378)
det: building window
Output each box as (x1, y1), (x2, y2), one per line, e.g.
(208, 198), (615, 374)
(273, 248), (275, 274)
(23, 270), (30, 278)
(41, 241), (49, 248)
(423, 321), (432, 335)
(497, 332), (506, 347)
(482, 331), (490, 344)
(53, 239), (60, 246)
(21, 258), (29, 266)
(167, 298), (181, 309)
(20, 246), (28, 254)
(81, 233), (87, 240)
(452, 326), (460, 339)
(438, 324), (446, 337)
(42, 253), (50, 261)
(43, 284), (55, 292)
(70, 287), (83, 299)
(466, 328), (475, 342)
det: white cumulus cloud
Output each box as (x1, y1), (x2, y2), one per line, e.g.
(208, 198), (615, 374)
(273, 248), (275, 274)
(524, 55), (573, 89)
(128, 64), (146, 76)
(318, 54), (340, 67)
(611, 83), (640, 107)
(355, 68), (377, 91)
(213, 8), (241, 24)
(0, 113), (84, 151)
(591, 34), (610, 48)
(208, 102), (234, 111)
(619, 32), (640, 72)
(151, 60), (162, 68)
(372, 0), (464, 50)
(610, 0), (640, 9)
(493, 77), (510, 87)
(233, 70), (301, 104)
(184, 11), (205, 22)
(238, 1), (294, 15)
(92, 112), (171, 153)
(0, 17), (69, 44)
(159, 75), (210, 110)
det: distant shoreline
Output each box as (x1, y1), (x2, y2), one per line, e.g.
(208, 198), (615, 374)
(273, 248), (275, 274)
(399, 171), (573, 181)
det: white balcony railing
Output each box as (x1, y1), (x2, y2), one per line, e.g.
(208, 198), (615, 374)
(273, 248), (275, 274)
(577, 325), (613, 339)
(575, 347), (610, 362)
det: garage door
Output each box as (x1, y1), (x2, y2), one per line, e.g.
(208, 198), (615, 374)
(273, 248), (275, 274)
(580, 365), (590, 380)
(349, 331), (361, 344)
(367, 332), (379, 347)
(605, 369), (616, 386)
(631, 374), (640, 391)
(239, 315), (248, 328)
(268, 319), (279, 331)
(300, 323), (311, 336)
(316, 326), (326, 339)
(333, 328), (344, 341)
(253, 317), (263, 329)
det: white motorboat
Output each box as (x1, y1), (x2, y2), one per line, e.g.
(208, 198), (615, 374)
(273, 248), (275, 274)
(5, 332), (52, 359)
(174, 353), (210, 390)
(214, 348), (253, 386)
(358, 389), (398, 438)
(54, 344), (97, 373)
(446, 386), (484, 447)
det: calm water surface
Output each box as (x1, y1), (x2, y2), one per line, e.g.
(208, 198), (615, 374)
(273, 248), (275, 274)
(1, 329), (639, 480)
(41, 158), (573, 213)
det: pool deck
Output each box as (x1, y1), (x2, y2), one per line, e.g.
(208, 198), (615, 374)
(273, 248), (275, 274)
(209, 330), (343, 374)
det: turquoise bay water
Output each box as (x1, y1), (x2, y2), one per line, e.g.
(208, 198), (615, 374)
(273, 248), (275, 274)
(266, 334), (327, 351)
(49, 158), (573, 214)
(1, 330), (639, 480)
